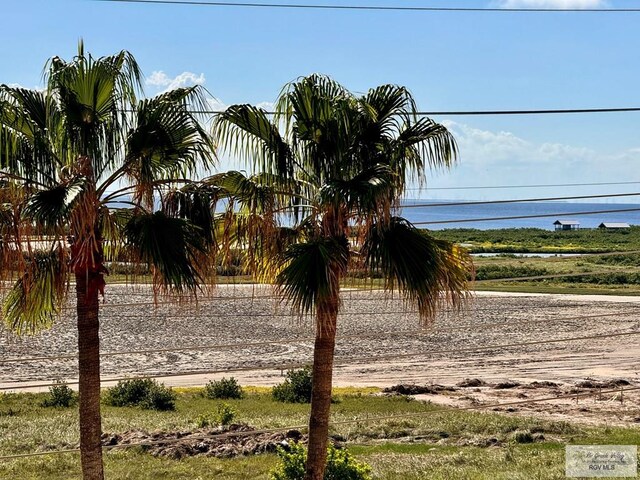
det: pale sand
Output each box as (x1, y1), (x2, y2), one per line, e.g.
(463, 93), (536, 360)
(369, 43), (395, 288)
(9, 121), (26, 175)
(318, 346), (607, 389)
(1, 285), (639, 424)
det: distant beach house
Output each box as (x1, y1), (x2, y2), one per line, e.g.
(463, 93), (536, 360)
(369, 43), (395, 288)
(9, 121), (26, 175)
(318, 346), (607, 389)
(553, 220), (580, 231)
(598, 222), (630, 230)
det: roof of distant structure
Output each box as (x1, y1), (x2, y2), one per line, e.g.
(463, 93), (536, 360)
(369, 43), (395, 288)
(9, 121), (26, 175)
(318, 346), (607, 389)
(553, 220), (580, 225)
(598, 222), (630, 228)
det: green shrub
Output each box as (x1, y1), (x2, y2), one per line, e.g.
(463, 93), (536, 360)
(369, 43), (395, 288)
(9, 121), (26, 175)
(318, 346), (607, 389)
(140, 383), (177, 411)
(474, 265), (550, 281)
(195, 403), (237, 428)
(103, 378), (176, 411)
(203, 377), (243, 400)
(41, 381), (76, 408)
(272, 367), (313, 403)
(270, 443), (372, 480)
(513, 430), (534, 444)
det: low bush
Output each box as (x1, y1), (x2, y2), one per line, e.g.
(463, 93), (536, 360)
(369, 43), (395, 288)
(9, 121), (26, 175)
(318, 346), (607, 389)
(41, 381), (77, 408)
(272, 367), (313, 403)
(474, 265), (550, 281)
(270, 443), (372, 480)
(103, 378), (176, 411)
(203, 377), (243, 400)
(196, 403), (237, 428)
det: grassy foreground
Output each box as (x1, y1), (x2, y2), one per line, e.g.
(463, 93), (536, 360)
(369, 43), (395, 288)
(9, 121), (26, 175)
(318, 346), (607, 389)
(1, 388), (638, 479)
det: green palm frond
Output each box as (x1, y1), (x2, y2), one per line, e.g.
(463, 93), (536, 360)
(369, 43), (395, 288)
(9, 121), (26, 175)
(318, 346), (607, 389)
(0, 85), (59, 185)
(213, 104), (293, 176)
(276, 236), (349, 316)
(279, 75), (357, 183)
(207, 170), (276, 214)
(22, 177), (87, 230)
(361, 217), (471, 321)
(390, 118), (458, 181)
(124, 211), (207, 292)
(3, 249), (68, 335)
(319, 164), (398, 218)
(121, 86), (215, 207)
(46, 43), (141, 177)
(163, 182), (219, 246)
(361, 84), (417, 128)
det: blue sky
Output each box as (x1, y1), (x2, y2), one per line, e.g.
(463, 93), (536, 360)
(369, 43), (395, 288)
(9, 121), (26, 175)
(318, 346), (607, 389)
(2, 0), (640, 200)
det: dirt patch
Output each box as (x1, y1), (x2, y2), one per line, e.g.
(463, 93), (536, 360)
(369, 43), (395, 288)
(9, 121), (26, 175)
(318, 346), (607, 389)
(383, 384), (457, 395)
(575, 378), (631, 389)
(493, 381), (521, 389)
(101, 425), (305, 459)
(456, 378), (487, 388)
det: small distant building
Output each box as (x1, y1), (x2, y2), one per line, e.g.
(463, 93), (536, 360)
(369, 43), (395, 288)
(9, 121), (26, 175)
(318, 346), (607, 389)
(553, 220), (580, 231)
(598, 222), (630, 230)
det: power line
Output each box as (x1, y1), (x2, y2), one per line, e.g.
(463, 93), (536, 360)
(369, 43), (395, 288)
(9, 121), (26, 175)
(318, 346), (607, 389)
(414, 207), (640, 226)
(187, 107), (640, 116)
(401, 192), (640, 209)
(2, 308), (634, 365)
(409, 181), (640, 191)
(2, 384), (637, 460)
(91, 0), (640, 13)
(3, 328), (638, 391)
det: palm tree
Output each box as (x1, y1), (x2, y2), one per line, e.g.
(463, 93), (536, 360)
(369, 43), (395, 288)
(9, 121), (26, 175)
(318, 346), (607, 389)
(0, 43), (215, 479)
(213, 75), (472, 480)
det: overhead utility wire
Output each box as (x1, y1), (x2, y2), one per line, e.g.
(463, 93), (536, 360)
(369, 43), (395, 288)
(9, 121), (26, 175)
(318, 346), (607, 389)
(414, 207), (640, 225)
(402, 192), (640, 209)
(174, 107), (640, 116)
(3, 385), (638, 460)
(0, 308), (635, 365)
(92, 0), (640, 13)
(409, 181), (640, 191)
(3, 328), (639, 391)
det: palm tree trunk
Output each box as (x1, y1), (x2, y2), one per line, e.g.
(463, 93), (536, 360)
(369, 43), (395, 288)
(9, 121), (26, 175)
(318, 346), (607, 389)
(76, 270), (105, 480)
(305, 297), (339, 480)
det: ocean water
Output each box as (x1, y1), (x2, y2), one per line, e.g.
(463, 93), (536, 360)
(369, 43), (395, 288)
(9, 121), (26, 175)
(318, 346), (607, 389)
(399, 201), (640, 230)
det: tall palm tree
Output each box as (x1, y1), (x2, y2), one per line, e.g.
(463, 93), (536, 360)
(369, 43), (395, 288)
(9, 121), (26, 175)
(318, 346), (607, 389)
(213, 75), (472, 480)
(0, 43), (215, 479)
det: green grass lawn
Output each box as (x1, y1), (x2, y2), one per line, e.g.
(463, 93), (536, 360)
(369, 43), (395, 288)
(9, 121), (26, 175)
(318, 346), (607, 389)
(1, 388), (638, 479)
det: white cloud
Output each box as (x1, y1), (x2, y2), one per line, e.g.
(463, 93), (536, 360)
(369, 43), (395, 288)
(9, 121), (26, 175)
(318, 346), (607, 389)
(145, 71), (206, 92)
(423, 120), (640, 201)
(495, 0), (607, 8)
(256, 101), (275, 111)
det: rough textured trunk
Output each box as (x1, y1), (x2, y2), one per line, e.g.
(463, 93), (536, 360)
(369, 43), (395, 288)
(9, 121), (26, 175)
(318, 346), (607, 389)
(76, 270), (105, 480)
(305, 298), (339, 480)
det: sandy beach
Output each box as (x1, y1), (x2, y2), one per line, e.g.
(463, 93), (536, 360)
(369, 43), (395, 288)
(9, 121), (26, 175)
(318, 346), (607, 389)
(2, 284), (639, 425)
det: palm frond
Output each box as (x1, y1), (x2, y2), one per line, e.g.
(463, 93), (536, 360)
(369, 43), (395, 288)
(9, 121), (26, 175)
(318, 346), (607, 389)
(213, 104), (293, 177)
(276, 236), (349, 316)
(46, 44), (141, 177)
(3, 249), (68, 335)
(319, 164), (398, 220)
(361, 217), (471, 322)
(0, 85), (59, 185)
(22, 177), (87, 230)
(163, 181), (219, 246)
(121, 87), (215, 208)
(124, 211), (207, 292)
(390, 118), (458, 184)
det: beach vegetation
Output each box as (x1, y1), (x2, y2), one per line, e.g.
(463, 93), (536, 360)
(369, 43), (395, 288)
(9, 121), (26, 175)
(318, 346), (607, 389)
(204, 377), (244, 400)
(104, 379), (176, 411)
(0, 389), (638, 479)
(270, 443), (372, 480)
(0, 42), (215, 478)
(272, 367), (313, 404)
(41, 381), (77, 408)
(211, 75), (472, 479)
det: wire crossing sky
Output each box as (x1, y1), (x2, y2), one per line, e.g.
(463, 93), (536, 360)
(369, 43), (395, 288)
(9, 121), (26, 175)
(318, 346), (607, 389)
(91, 0), (640, 13)
(4, 0), (640, 201)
